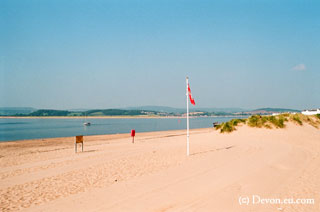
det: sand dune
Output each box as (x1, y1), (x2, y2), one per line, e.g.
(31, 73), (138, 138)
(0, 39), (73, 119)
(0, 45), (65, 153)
(1, 123), (319, 211)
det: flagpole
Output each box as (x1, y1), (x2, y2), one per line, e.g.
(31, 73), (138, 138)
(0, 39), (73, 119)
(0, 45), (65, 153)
(186, 77), (190, 156)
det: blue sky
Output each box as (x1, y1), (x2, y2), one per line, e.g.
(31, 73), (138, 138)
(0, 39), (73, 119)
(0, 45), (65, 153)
(1, 0), (319, 110)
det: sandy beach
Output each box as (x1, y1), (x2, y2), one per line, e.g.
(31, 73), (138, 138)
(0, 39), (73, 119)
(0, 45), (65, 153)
(1, 123), (320, 211)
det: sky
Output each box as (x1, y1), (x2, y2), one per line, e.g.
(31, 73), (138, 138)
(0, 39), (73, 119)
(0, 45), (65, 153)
(1, 0), (319, 110)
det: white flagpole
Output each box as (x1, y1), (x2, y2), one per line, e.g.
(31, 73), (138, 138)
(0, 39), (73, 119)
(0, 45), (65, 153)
(186, 77), (190, 156)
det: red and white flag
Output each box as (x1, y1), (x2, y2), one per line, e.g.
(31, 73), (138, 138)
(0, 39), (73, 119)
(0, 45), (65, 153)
(188, 83), (196, 105)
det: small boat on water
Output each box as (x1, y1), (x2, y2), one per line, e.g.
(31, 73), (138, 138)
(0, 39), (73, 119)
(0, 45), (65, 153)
(83, 112), (91, 126)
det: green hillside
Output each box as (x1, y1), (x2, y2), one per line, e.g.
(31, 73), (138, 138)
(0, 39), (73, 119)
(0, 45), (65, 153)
(28, 110), (70, 116)
(85, 109), (155, 116)
(12, 109), (158, 117)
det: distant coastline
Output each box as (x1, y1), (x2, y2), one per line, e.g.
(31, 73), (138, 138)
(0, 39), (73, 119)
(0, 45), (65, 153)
(0, 107), (301, 118)
(0, 115), (248, 119)
(0, 115), (174, 119)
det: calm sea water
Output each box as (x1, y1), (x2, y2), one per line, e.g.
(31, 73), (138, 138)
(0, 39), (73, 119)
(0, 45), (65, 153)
(0, 117), (244, 142)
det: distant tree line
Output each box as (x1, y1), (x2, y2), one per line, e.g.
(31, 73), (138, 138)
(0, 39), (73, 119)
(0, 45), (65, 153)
(28, 110), (70, 116)
(11, 109), (160, 117)
(3, 108), (298, 117)
(84, 109), (155, 116)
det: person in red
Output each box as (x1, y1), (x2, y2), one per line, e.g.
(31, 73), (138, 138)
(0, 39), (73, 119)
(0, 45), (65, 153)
(131, 129), (135, 143)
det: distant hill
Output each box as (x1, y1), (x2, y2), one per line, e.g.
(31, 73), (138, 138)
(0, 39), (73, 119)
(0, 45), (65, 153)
(0, 107), (36, 115)
(240, 108), (300, 115)
(124, 106), (246, 114)
(86, 109), (158, 116)
(125, 106), (185, 113)
(1, 106), (301, 117)
(12, 109), (161, 117)
(193, 107), (246, 113)
(28, 109), (70, 116)
(255, 108), (300, 112)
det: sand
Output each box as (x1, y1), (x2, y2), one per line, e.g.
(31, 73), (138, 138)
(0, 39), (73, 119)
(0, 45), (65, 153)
(1, 123), (320, 211)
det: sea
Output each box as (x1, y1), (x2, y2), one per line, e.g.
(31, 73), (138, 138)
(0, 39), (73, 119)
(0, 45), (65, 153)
(0, 117), (245, 142)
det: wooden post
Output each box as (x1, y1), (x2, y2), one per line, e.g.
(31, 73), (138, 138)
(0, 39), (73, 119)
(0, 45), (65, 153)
(75, 135), (84, 153)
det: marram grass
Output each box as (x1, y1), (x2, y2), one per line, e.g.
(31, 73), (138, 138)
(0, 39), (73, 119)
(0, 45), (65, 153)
(216, 113), (320, 133)
(215, 118), (246, 133)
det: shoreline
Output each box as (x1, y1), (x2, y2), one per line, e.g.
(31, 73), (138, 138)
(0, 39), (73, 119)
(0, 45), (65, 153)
(0, 115), (177, 119)
(0, 115), (248, 119)
(0, 127), (211, 144)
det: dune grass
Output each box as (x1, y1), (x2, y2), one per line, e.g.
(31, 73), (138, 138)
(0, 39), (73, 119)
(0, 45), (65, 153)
(290, 113), (319, 128)
(290, 114), (303, 125)
(215, 113), (320, 133)
(215, 118), (246, 133)
(247, 115), (287, 129)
